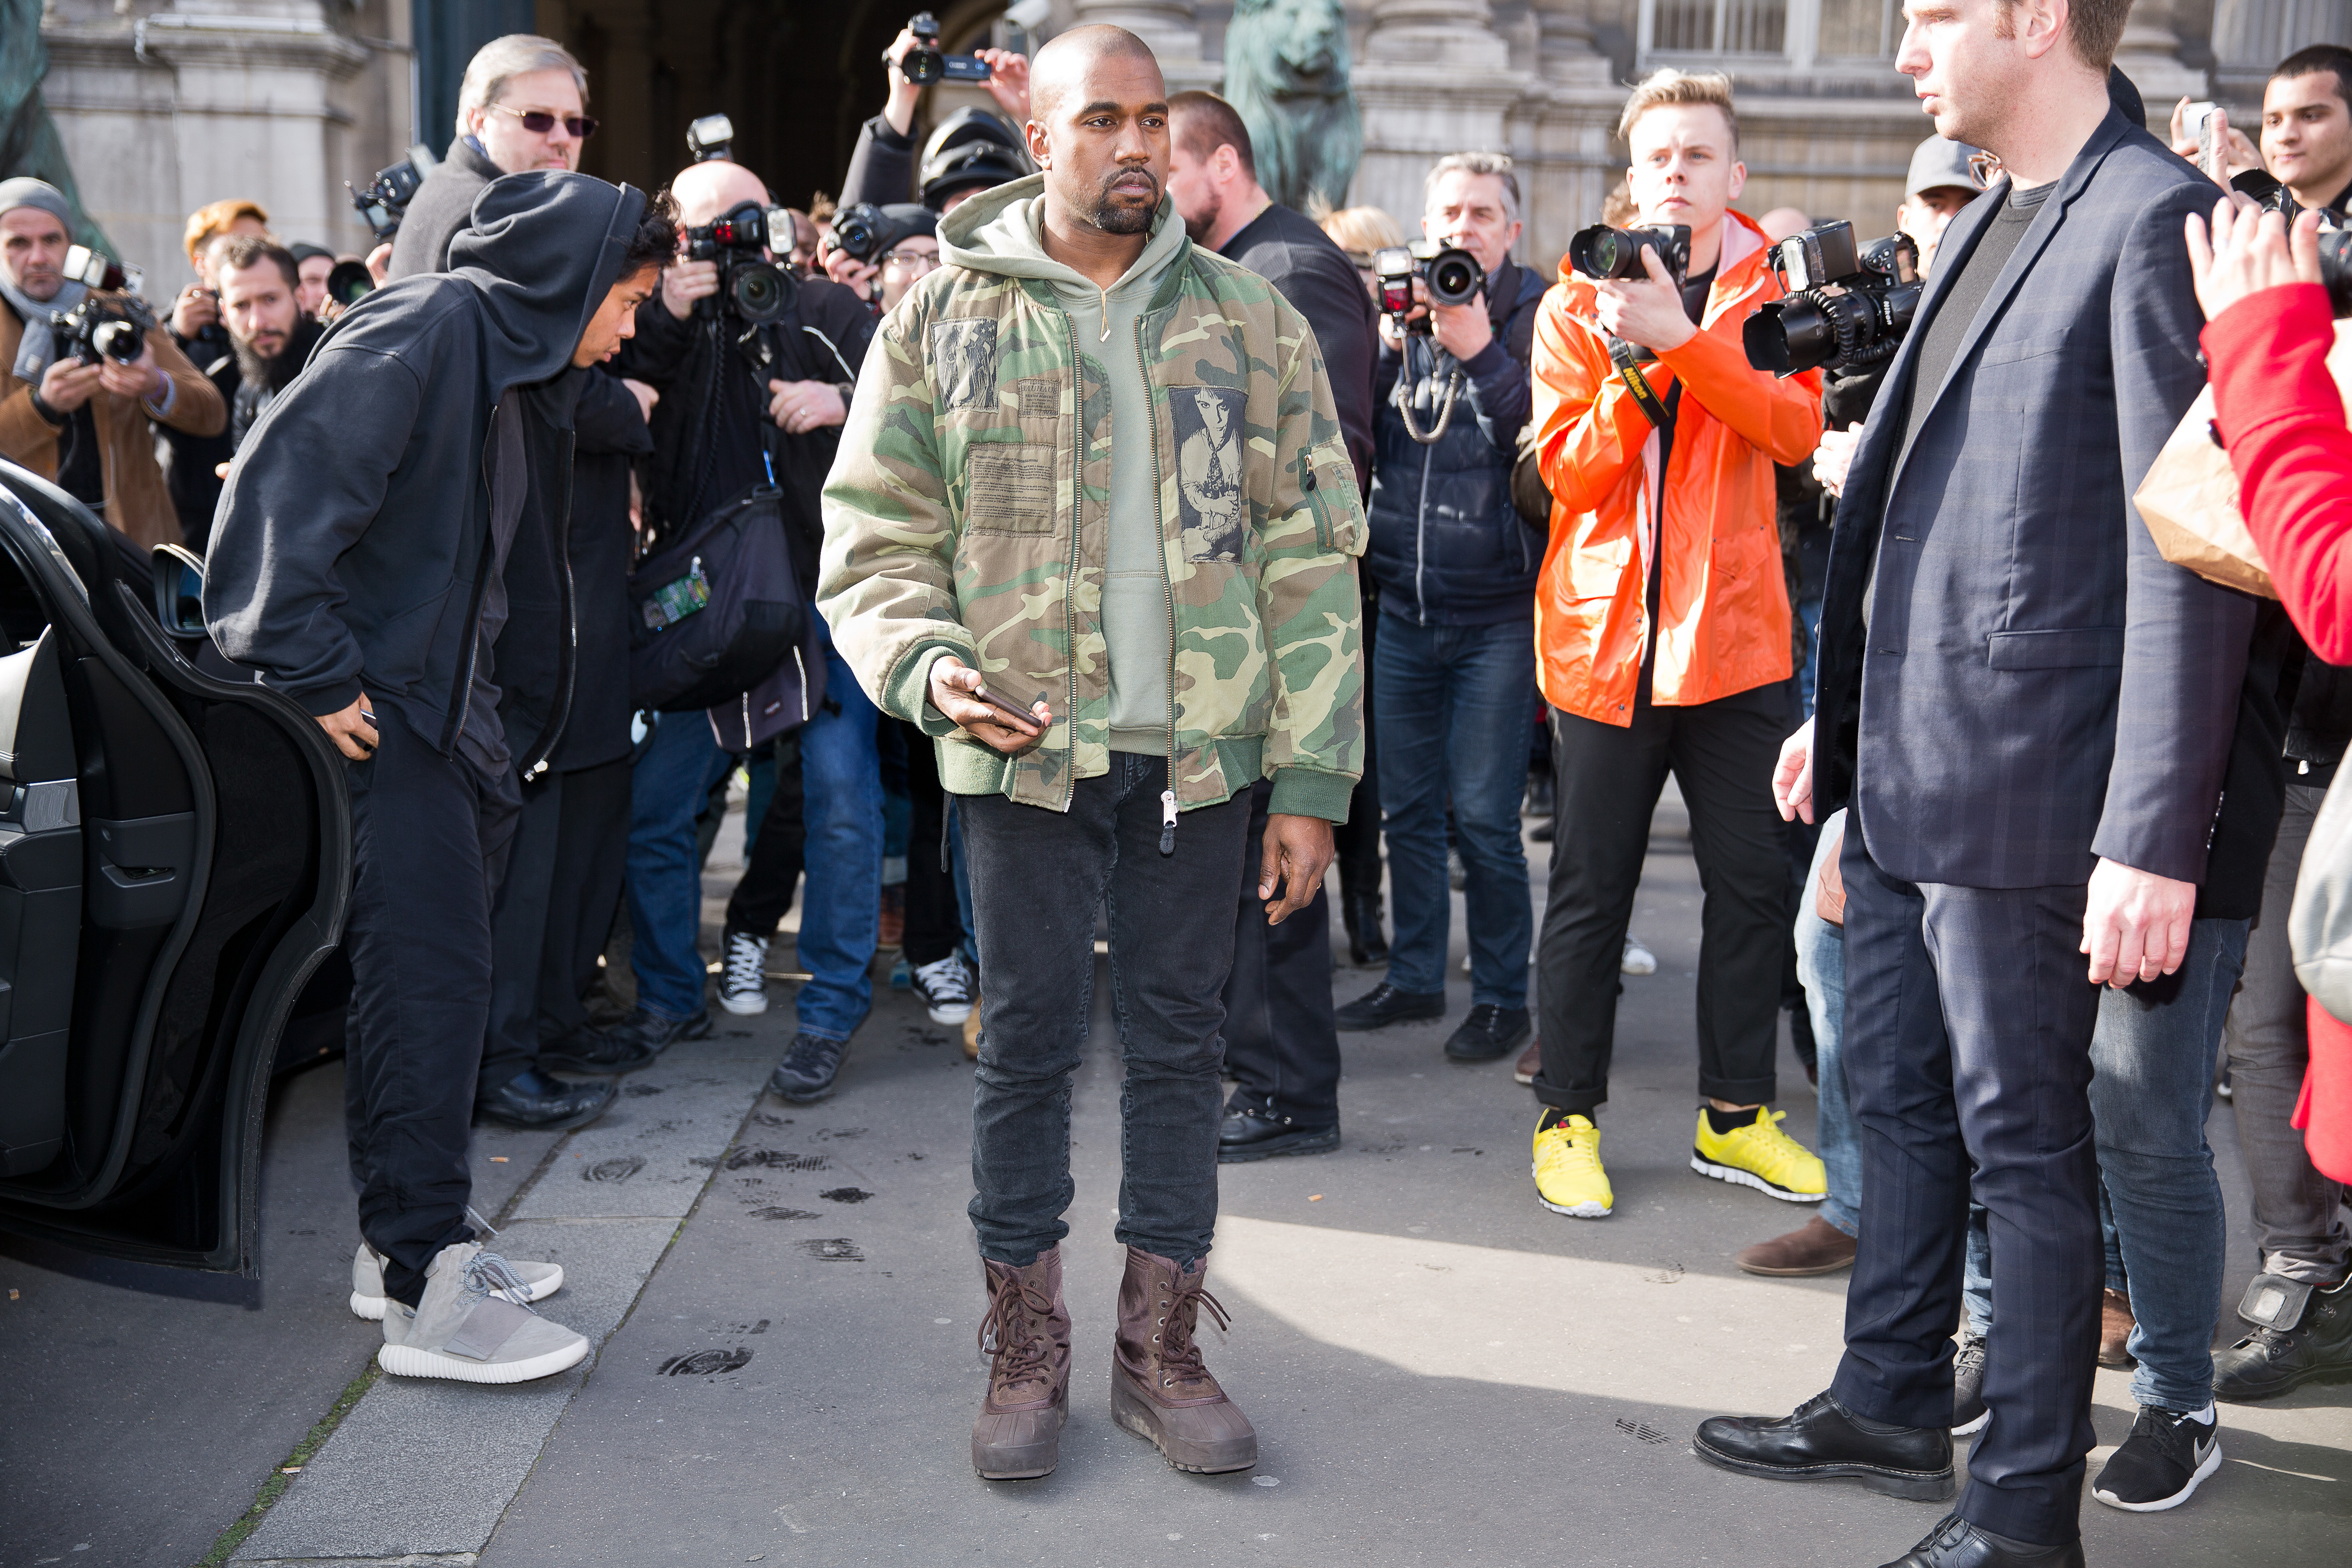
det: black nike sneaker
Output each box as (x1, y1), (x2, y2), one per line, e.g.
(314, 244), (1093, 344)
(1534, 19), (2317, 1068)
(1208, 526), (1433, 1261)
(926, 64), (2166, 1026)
(2091, 1403), (2221, 1512)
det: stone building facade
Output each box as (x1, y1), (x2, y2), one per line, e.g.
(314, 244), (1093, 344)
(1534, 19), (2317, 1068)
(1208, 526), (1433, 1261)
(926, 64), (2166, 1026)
(31, 0), (2352, 295)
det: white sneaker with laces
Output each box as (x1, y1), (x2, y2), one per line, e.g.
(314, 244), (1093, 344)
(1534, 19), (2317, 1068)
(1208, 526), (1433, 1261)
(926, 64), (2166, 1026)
(1622, 936), (1658, 975)
(910, 952), (973, 1026)
(719, 929), (770, 1016)
(377, 1241), (588, 1383)
(350, 1238), (561, 1320)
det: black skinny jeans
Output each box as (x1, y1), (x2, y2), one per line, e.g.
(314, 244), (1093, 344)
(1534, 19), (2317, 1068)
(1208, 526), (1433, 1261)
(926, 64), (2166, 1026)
(961, 755), (1252, 1267)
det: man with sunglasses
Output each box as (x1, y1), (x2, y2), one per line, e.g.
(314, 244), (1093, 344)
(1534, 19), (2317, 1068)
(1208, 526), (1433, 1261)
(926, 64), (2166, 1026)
(389, 35), (599, 279)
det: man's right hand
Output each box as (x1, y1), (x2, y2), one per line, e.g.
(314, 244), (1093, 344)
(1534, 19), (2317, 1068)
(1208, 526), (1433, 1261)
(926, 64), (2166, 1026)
(1772, 719), (1815, 825)
(171, 283), (218, 341)
(882, 27), (926, 136)
(823, 247), (880, 301)
(36, 356), (102, 415)
(928, 656), (1047, 755)
(662, 258), (720, 320)
(1813, 423), (1862, 497)
(317, 694), (379, 762)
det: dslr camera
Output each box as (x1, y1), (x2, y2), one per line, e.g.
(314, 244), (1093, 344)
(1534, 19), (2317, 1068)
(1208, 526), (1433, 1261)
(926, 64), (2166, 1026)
(830, 202), (925, 264)
(1743, 220), (1921, 377)
(1568, 223), (1691, 285)
(348, 145), (437, 243)
(2227, 170), (2352, 317)
(685, 200), (795, 325)
(903, 11), (993, 84)
(1373, 241), (1483, 335)
(50, 244), (155, 365)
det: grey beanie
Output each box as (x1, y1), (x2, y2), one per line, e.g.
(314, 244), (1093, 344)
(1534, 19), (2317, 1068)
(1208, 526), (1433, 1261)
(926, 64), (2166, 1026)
(0, 178), (74, 228)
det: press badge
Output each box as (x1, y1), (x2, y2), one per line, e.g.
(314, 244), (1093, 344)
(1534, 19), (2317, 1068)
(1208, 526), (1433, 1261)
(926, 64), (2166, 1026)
(642, 556), (711, 631)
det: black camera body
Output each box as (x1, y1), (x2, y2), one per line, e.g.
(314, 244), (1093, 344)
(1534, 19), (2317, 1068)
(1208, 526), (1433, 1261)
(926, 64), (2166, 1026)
(52, 291), (157, 366)
(831, 202), (923, 265)
(904, 12), (993, 84)
(1744, 220), (1922, 378)
(1568, 223), (1691, 286)
(685, 201), (795, 325)
(348, 145), (436, 243)
(2229, 170), (2352, 317)
(1372, 241), (1483, 334)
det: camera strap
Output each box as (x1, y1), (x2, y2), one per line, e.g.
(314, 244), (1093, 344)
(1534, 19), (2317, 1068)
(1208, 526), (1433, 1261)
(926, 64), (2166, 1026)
(1609, 336), (1670, 430)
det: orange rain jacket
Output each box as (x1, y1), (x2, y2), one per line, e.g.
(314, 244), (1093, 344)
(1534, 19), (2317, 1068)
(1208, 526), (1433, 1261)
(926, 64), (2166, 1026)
(1530, 211), (1823, 726)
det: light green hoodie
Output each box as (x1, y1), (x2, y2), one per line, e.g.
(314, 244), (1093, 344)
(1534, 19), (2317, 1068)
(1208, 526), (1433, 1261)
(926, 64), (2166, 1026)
(942, 178), (1190, 752)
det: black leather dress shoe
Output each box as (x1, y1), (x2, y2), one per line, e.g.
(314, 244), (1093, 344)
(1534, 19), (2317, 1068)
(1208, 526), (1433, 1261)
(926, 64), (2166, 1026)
(473, 1069), (614, 1131)
(1218, 1102), (1340, 1163)
(599, 1008), (714, 1055)
(1693, 1390), (1954, 1501)
(1879, 1513), (2084, 1568)
(1444, 1004), (1530, 1062)
(1332, 981), (1446, 1032)
(536, 1025), (658, 1076)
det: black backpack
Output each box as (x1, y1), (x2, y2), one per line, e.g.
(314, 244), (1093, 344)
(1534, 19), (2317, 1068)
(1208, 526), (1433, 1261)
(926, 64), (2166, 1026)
(626, 484), (805, 714)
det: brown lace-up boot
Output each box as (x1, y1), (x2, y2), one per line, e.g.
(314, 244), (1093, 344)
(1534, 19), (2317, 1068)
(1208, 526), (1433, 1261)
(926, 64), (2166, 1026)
(971, 1246), (1072, 1480)
(1111, 1246), (1258, 1473)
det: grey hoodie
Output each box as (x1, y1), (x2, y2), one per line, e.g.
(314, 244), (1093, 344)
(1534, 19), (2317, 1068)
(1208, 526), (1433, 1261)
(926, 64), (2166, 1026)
(942, 176), (1189, 751)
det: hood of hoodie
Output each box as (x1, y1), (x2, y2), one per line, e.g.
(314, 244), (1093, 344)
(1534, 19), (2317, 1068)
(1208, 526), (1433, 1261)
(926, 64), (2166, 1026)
(326, 169), (646, 397)
(940, 171), (1190, 295)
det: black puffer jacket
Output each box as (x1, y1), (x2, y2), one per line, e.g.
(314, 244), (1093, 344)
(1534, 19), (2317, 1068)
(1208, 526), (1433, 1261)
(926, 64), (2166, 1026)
(1364, 256), (1543, 626)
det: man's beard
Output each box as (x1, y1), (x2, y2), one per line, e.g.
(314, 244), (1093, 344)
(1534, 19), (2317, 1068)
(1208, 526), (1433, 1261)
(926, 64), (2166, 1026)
(1085, 166), (1160, 236)
(233, 316), (315, 391)
(1179, 188), (1221, 244)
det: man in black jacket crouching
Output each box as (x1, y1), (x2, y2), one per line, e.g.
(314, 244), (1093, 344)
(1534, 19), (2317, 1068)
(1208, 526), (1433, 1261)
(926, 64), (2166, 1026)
(207, 172), (674, 1385)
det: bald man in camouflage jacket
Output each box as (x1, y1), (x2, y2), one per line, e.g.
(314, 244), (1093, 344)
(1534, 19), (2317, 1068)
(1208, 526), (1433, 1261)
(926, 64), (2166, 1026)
(819, 26), (1363, 1486)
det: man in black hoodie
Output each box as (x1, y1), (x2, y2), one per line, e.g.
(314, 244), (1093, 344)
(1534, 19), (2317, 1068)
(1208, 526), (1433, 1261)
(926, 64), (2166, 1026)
(208, 172), (675, 1385)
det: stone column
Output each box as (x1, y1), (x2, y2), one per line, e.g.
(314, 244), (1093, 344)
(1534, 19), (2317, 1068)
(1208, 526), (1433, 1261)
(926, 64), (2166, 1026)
(1514, 0), (1625, 270)
(1351, 0), (1525, 224)
(2110, 0), (2211, 119)
(1068, 0), (1219, 90)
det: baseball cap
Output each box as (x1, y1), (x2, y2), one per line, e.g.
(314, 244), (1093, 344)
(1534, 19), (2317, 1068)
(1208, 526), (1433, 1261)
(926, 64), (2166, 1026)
(1905, 137), (1986, 199)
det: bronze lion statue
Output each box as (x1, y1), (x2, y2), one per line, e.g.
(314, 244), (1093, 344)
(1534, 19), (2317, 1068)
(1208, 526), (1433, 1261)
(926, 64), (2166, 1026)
(1222, 0), (1361, 212)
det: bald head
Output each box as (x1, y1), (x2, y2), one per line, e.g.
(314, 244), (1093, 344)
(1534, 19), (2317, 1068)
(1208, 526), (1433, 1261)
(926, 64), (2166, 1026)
(1028, 24), (1162, 124)
(671, 160), (769, 228)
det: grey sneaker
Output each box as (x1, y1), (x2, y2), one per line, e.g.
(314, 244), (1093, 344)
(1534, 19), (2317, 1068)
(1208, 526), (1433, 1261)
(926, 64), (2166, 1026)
(769, 1031), (850, 1103)
(377, 1241), (589, 1383)
(348, 1238), (562, 1321)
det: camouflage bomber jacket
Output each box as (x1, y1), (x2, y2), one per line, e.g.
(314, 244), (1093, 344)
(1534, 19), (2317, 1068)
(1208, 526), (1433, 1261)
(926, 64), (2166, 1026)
(817, 205), (1368, 822)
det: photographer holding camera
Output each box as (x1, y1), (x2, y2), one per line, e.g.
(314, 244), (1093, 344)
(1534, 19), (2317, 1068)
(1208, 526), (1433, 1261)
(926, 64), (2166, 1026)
(841, 15), (1033, 214)
(1522, 71), (1824, 1223)
(1332, 151), (1542, 1063)
(613, 154), (881, 1099)
(0, 178), (224, 552)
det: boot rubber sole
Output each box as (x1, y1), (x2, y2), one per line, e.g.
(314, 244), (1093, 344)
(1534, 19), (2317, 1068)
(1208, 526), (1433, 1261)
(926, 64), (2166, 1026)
(1691, 1431), (1955, 1501)
(718, 988), (770, 1016)
(972, 1407), (1065, 1481)
(1111, 1367), (1257, 1474)
(376, 1333), (587, 1383)
(1690, 1154), (1826, 1203)
(349, 1266), (562, 1322)
(1218, 1126), (1341, 1164)
(2215, 1360), (2352, 1402)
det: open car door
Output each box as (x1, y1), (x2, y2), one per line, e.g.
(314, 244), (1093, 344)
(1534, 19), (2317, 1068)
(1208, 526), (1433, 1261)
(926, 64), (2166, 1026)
(0, 460), (349, 1273)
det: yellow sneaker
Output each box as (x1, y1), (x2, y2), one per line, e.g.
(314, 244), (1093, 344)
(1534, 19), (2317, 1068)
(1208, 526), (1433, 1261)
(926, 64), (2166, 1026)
(1691, 1109), (1826, 1202)
(1532, 1114), (1612, 1218)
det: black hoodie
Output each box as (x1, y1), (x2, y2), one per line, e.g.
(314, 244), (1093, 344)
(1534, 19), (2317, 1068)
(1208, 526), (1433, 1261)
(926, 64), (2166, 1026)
(206, 171), (647, 772)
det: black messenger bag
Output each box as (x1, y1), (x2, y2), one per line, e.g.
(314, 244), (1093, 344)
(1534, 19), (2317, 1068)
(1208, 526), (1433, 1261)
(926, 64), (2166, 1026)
(626, 484), (805, 714)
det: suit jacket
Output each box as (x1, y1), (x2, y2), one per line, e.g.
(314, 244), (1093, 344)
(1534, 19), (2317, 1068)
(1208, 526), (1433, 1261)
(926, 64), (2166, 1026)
(1812, 108), (2253, 889)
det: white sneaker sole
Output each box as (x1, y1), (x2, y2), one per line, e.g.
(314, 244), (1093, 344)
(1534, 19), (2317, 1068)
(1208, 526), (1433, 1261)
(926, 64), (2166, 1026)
(1952, 1410), (1989, 1436)
(1622, 948), (1658, 976)
(349, 1265), (562, 1321)
(2093, 1440), (2221, 1512)
(377, 1333), (589, 1383)
(719, 988), (769, 1016)
(924, 999), (972, 1026)
(1691, 1155), (1826, 1202)
(1532, 1161), (1612, 1218)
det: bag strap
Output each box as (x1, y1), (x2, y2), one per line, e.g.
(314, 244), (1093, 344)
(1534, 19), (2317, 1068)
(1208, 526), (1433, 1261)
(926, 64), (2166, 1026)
(1610, 335), (1670, 430)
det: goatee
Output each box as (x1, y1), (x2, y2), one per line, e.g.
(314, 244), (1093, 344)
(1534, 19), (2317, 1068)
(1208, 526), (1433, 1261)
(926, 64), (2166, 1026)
(1087, 168), (1159, 235)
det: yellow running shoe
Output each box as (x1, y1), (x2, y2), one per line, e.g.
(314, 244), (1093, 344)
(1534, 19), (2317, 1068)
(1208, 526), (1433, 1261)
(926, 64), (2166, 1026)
(1532, 1113), (1612, 1218)
(1692, 1109), (1826, 1202)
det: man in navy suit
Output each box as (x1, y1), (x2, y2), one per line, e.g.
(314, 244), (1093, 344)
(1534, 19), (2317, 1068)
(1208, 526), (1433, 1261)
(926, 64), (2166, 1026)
(1685, 0), (2253, 1563)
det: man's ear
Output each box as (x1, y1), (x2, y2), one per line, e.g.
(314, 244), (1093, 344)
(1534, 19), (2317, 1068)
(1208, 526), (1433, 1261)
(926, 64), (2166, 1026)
(1025, 119), (1053, 170)
(1727, 160), (1749, 204)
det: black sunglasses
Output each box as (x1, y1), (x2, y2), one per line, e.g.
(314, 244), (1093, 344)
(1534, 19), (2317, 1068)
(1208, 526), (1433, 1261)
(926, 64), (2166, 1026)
(491, 103), (599, 139)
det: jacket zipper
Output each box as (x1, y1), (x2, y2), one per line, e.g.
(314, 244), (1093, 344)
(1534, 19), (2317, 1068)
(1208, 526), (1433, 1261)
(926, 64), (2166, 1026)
(1137, 313), (1179, 855)
(441, 397), (501, 756)
(518, 426), (579, 782)
(1058, 305), (1084, 810)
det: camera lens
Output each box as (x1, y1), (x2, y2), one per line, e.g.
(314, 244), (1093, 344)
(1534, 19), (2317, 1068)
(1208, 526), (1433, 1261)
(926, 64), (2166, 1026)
(326, 260), (376, 308)
(1427, 250), (1481, 307)
(2321, 229), (2352, 317)
(730, 261), (792, 324)
(1569, 225), (1642, 282)
(1744, 298), (1832, 377)
(91, 319), (142, 363)
(905, 44), (944, 85)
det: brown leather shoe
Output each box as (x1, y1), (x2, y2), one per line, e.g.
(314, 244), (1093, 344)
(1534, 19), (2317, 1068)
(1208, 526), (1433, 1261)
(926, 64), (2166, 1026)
(1514, 1035), (1541, 1086)
(962, 994), (982, 1061)
(1111, 1246), (1258, 1473)
(971, 1246), (1071, 1480)
(2100, 1287), (2138, 1368)
(1735, 1214), (1858, 1277)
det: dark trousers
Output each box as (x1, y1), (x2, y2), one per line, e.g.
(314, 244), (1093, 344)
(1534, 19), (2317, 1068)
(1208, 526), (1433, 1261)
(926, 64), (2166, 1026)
(727, 730), (805, 937)
(902, 722), (964, 967)
(1534, 679), (1787, 1113)
(1221, 779), (1341, 1126)
(961, 755), (1252, 1267)
(1333, 591), (1382, 894)
(537, 756), (631, 1040)
(341, 707), (520, 1307)
(481, 772), (562, 1093)
(1831, 824), (2101, 1545)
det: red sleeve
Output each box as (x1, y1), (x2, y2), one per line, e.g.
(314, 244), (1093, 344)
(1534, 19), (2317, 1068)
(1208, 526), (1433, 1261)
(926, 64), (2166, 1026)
(2206, 283), (2352, 661)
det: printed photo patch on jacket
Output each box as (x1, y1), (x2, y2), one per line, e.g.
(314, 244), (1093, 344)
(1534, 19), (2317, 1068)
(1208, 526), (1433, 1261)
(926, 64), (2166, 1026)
(1173, 385), (1248, 562)
(931, 318), (999, 412)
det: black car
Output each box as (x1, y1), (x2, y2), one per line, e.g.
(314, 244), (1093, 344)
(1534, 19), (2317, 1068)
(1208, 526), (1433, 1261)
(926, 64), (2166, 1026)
(0, 459), (350, 1273)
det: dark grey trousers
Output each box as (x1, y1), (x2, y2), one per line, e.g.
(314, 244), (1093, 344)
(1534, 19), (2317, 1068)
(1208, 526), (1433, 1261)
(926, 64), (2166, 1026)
(1221, 779), (1342, 1127)
(2224, 781), (2351, 1283)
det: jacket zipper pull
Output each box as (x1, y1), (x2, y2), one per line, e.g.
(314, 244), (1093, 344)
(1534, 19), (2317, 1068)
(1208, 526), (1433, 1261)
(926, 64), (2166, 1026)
(1159, 788), (1177, 857)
